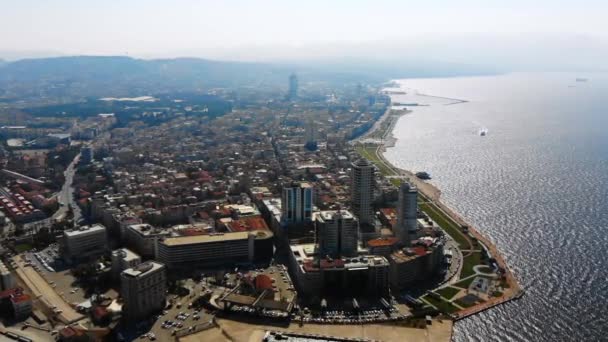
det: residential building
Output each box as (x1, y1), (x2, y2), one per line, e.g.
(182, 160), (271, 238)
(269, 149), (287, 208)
(0, 260), (16, 291)
(10, 293), (32, 321)
(288, 73), (298, 100)
(0, 287), (32, 321)
(61, 224), (107, 263)
(304, 118), (317, 151)
(281, 182), (313, 225)
(316, 210), (358, 258)
(351, 159), (374, 227)
(388, 238), (445, 290)
(81, 146), (94, 165)
(396, 182), (418, 245)
(111, 248), (141, 279)
(288, 243), (389, 297)
(120, 261), (166, 323)
(122, 224), (170, 259)
(156, 230), (274, 269)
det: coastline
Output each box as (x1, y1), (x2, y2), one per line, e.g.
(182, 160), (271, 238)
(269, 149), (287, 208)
(355, 89), (523, 321)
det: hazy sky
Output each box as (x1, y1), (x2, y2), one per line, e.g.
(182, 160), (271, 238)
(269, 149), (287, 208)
(1, 0), (608, 67)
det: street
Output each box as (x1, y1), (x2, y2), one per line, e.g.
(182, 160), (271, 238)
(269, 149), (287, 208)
(53, 152), (81, 223)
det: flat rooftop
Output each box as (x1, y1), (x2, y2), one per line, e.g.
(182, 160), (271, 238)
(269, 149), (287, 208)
(318, 210), (354, 221)
(122, 261), (164, 278)
(128, 223), (170, 237)
(161, 230), (272, 246)
(291, 243), (388, 272)
(112, 248), (140, 262)
(64, 224), (106, 237)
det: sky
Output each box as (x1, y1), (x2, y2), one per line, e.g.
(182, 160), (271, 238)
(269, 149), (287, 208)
(1, 0), (607, 69)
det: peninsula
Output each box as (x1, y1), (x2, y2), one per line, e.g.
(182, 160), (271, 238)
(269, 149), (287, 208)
(354, 91), (523, 321)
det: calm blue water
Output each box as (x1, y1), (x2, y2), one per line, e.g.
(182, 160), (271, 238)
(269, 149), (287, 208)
(385, 73), (608, 341)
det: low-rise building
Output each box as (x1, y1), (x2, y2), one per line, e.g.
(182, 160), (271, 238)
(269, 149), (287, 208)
(0, 260), (16, 291)
(61, 224), (108, 263)
(0, 287), (32, 321)
(156, 230), (273, 269)
(10, 292), (32, 320)
(388, 237), (445, 290)
(288, 243), (389, 297)
(122, 223), (170, 259)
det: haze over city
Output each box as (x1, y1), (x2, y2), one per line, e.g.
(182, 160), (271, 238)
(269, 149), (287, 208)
(0, 1), (606, 342)
(1, 0), (608, 70)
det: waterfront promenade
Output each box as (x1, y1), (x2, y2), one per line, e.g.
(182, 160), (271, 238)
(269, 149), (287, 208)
(353, 104), (523, 320)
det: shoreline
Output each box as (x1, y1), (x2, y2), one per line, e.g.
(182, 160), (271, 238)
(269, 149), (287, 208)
(356, 89), (523, 321)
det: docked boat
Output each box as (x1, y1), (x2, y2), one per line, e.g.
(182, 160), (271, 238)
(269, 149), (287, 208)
(416, 171), (431, 180)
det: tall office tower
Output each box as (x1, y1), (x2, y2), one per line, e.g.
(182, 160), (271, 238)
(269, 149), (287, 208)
(81, 146), (94, 165)
(351, 159), (375, 227)
(121, 261), (167, 323)
(281, 182), (314, 225)
(304, 118), (317, 151)
(288, 73), (298, 100)
(316, 210), (358, 257)
(396, 182), (418, 245)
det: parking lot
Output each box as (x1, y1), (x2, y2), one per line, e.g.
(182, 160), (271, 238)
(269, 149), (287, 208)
(11, 255), (84, 324)
(130, 280), (216, 341)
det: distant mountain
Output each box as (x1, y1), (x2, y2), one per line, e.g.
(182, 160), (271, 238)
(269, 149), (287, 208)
(0, 56), (296, 102)
(0, 55), (498, 105)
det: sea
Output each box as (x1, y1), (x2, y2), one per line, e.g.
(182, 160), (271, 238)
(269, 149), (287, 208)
(384, 73), (608, 342)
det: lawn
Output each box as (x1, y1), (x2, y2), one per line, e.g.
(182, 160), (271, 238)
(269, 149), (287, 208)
(454, 297), (477, 308)
(422, 295), (460, 314)
(477, 265), (492, 273)
(454, 275), (493, 289)
(15, 243), (33, 253)
(453, 276), (477, 289)
(435, 286), (461, 300)
(419, 202), (470, 248)
(461, 252), (483, 278)
(355, 145), (395, 176)
(492, 291), (504, 297)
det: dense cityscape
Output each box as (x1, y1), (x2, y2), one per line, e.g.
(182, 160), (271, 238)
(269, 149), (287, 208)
(2, 1), (607, 341)
(0, 68), (521, 342)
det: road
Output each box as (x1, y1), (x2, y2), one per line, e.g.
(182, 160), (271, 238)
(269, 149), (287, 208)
(53, 153), (81, 223)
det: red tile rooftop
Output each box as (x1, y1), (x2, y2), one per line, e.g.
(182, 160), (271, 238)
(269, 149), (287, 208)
(10, 293), (31, 303)
(367, 237), (399, 247)
(179, 228), (207, 236)
(380, 208), (397, 217)
(227, 216), (269, 232)
(319, 258), (345, 269)
(413, 246), (428, 256)
(0, 287), (24, 299)
(197, 211), (211, 219)
(60, 326), (85, 338)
